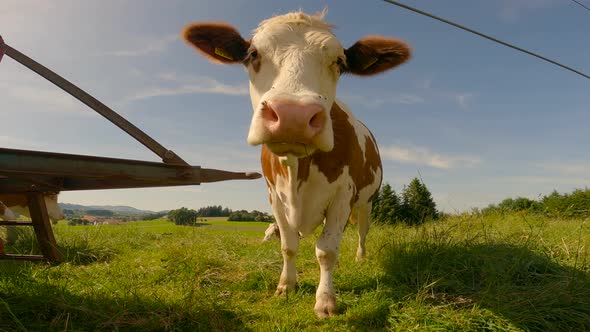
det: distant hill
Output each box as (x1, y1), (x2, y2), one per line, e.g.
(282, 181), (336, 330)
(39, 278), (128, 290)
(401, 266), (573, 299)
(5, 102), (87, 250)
(59, 203), (159, 215)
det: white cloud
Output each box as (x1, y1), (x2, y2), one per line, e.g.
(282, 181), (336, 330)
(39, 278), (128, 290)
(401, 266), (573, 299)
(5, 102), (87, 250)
(500, 0), (561, 21)
(454, 93), (474, 111)
(0, 135), (44, 150)
(381, 144), (481, 169)
(341, 93), (424, 107)
(537, 162), (590, 177)
(1, 83), (89, 115)
(103, 34), (178, 57)
(420, 78), (432, 90)
(500, 175), (590, 186)
(126, 73), (249, 101)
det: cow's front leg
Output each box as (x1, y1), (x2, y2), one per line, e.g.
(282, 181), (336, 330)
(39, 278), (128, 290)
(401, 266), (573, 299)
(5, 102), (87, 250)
(314, 201), (351, 318)
(273, 206), (299, 296)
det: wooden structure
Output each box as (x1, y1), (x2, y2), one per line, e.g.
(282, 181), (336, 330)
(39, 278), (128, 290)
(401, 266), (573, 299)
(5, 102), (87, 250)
(0, 36), (260, 262)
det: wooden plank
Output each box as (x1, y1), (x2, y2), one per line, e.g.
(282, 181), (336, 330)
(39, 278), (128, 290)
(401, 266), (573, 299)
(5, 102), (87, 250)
(0, 254), (47, 261)
(0, 221), (33, 226)
(27, 192), (63, 262)
(0, 147), (261, 193)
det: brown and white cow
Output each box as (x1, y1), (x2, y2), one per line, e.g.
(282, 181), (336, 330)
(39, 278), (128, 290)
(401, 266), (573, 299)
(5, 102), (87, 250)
(183, 11), (410, 317)
(0, 193), (64, 222)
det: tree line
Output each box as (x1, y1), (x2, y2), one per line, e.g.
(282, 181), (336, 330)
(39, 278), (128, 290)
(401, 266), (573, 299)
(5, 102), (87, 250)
(478, 188), (590, 218)
(371, 177), (438, 225)
(227, 210), (272, 221)
(167, 205), (273, 225)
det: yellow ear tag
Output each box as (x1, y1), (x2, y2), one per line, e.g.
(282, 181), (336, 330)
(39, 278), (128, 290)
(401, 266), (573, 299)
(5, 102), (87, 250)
(214, 47), (234, 61)
(362, 57), (379, 70)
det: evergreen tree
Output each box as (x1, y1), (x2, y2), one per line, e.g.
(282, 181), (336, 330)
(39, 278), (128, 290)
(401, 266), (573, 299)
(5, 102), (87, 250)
(371, 183), (401, 224)
(401, 177), (438, 225)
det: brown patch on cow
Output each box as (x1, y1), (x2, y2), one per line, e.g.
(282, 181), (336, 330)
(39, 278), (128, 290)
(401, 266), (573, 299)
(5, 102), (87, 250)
(297, 157), (311, 190)
(344, 36), (411, 76)
(261, 104), (382, 207)
(296, 104), (382, 205)
(183, 22), (250, 64)
(364, 133), (383, 202)
(261, 145), (288, 187)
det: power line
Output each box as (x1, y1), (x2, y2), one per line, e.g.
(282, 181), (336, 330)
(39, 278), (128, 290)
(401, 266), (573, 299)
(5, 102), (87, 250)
(381, 0), (590, 80)
(570, 0), (590, 12)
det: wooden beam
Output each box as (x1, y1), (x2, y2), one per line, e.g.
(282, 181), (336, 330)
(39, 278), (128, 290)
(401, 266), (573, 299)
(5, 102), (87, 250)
(0, 147), (261, 193)
(0, 254), (47, 261)
(0, 221), (33, 226)
(26, 192), (63, 262)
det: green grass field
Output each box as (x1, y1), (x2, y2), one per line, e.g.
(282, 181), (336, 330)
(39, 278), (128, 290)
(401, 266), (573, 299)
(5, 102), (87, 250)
(1, 215), (589, 331)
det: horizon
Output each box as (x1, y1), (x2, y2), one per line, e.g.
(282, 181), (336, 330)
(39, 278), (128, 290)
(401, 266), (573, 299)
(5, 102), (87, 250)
(2, 0), (589, 213)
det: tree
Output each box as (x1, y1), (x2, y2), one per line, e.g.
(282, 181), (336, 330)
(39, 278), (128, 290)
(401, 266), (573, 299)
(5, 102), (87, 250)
(497, 197), (541, 213)
(140, 211), (168, 220)
(196, 205), (232, 217)
(401, 177), (438, 225)
(227, 209), (272, 221)
(168, 207), (198, 225)
(86, 209), (114, 217)
(372, 183), (402, 224)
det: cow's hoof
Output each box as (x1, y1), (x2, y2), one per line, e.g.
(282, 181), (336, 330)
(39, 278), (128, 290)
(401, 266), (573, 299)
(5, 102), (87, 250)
(355, 252), (366, 262)
(314, 293), (337, 318)
(275, 283), (295, 296)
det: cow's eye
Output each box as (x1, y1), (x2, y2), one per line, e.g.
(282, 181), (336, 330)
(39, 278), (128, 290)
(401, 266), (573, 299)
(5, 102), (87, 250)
(249, 50), (258, 59)
(336, 57), (344, 66)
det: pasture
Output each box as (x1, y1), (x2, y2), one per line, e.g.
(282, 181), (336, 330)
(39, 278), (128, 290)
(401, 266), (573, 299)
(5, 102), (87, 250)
(1, 215), (589, 331)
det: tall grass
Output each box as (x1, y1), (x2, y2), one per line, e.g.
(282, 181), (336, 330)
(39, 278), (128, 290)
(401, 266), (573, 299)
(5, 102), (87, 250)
(0, 215), (588, 331)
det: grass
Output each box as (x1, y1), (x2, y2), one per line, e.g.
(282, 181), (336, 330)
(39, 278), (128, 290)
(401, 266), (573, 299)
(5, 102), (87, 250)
(0, 215), (589, 331)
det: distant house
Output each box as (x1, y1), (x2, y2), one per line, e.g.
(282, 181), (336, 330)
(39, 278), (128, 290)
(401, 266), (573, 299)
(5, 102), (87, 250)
(80, 215), (123, 225)
(81, 216), (99, 224)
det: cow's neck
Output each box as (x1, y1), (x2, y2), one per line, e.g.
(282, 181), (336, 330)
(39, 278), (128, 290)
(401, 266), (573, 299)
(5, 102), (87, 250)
(278, 155), (300, 204)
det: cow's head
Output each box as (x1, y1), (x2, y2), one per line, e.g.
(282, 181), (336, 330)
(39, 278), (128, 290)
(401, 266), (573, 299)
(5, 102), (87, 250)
(183, 11), (410, 157)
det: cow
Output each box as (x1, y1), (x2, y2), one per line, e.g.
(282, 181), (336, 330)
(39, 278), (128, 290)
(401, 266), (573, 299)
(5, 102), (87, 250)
(0, 193), (64, 222)
(182, 10), (411, 317)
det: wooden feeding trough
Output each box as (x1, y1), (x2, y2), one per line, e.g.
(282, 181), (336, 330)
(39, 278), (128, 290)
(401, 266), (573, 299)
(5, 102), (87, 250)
(0, 36), (261, 262)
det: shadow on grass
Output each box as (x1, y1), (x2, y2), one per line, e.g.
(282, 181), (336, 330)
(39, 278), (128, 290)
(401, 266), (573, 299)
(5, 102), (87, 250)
(0, 274), (248, 332)
(374, 241), (590, 331)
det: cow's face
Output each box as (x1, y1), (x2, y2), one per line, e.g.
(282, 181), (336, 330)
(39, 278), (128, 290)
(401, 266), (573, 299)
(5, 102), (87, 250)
(183, 11), (410, 157)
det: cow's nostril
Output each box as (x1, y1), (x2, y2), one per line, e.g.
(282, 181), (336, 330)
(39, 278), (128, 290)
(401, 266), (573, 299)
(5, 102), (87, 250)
(309, 112), (325, 130)
(261, 102), (279, 122)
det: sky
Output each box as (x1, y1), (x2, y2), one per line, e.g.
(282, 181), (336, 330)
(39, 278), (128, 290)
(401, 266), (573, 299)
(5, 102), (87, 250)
(1, 0), (589, 213)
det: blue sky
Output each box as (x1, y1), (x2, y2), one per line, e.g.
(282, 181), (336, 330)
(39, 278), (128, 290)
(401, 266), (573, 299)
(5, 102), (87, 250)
(1, 0), (589, 213)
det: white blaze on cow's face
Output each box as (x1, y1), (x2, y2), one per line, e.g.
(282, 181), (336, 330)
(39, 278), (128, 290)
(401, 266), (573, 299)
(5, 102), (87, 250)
(244, 12), (342, 156)
(183, 11), (411, 157)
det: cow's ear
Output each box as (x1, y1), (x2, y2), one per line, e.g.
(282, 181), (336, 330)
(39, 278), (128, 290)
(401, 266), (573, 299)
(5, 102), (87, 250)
(182, 22), (249, 64)
(344, 36), (411, 76)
